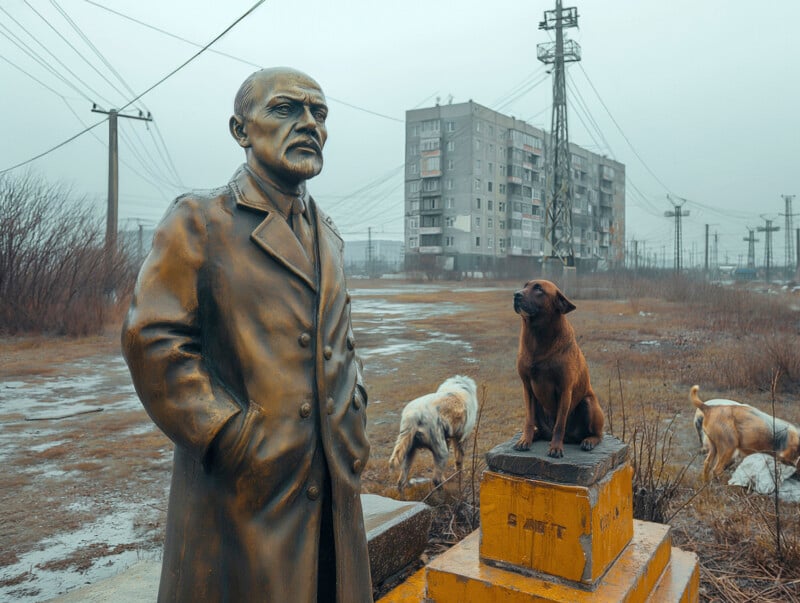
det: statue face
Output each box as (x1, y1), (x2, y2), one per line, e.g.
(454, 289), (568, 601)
(237, 72), (328, 187)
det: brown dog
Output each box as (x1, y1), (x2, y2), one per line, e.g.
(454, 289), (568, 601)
(513, 279), (605, 457)
(691, 385), (800, 481)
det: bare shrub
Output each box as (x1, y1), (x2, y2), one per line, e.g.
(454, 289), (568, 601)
(0, 172), (137, 336)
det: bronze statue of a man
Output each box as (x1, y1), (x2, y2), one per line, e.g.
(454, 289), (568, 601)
(122, 67), (372, 603)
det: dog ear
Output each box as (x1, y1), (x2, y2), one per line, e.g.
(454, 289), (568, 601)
(556, 291), (576, 314)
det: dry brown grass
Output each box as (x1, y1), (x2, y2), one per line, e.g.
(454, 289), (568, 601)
(2, 274), (799, 601)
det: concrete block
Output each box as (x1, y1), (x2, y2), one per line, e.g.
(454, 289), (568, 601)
(426, 520), (672, 603)
(486, 434), (628, 486)
(479, 463), (634, 585)
(363, 494), (433, 587)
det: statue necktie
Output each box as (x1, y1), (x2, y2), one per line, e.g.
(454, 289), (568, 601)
(290, 198), (315, 265)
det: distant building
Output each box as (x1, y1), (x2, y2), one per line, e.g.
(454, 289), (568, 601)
(404, 101), (625, 276)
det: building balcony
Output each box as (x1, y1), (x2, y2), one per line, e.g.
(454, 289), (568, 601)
(421, 170), (442, 178)
(419, 226), (443, 235)
(419, 246), (443, 254)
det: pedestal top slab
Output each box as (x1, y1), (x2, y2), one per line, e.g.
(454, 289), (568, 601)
(486, 434), (628, 486)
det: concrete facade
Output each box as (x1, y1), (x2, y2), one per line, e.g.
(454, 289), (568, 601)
(404, 101), (625, 276)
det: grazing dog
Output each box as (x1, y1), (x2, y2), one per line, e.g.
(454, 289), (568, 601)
(691, 385), (800, 481)
(388, 375), (478, 494)
(512, 279), (604, 457)
(693, 395), (745, 452)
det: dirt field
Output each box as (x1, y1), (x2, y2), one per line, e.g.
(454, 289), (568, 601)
(1, 279), (799, 601)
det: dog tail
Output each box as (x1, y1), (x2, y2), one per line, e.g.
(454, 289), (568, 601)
(690, 385), (706, 411)
(389, 427), (415, 470)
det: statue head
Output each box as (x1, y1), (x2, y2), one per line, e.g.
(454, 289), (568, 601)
(230, 67), (327, 189)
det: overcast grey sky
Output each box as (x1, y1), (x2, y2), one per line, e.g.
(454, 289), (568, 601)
(2, 0), (799, 267)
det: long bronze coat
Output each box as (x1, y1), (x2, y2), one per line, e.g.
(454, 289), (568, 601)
(122, 166), (372, 602)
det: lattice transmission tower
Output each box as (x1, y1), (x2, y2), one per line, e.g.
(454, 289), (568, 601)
(538, 0), (581, 266)
(780, 194), (796, 278)
(665, 195), (689, 272)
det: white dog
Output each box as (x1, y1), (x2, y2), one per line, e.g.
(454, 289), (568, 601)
(388, 375), (478, 493)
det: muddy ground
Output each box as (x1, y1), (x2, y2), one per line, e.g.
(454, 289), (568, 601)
(1, 280), (798, 601)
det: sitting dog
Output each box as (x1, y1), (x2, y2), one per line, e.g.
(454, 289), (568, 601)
(691, 385), (800, 481)
(513, 279), (604, 457)
(388, 375), (478, 493)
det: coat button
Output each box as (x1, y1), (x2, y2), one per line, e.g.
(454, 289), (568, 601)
(346, 335), (355, 351)
(323, 345), (333, 359)
(299, 402), (311, 418)
(298, 332), (311, 347)
(352, 459), (363, 473)
(326, 397), (335, 415)
(307, 485), (320, 501)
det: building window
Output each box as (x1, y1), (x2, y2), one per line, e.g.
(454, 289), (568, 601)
(423, 156), (440, 172)
(410, 125), (419, 137)
(499, 237), (506, 250)
(447, 121), (455, 132)
(488, 125), (494, 136)
(407, 143), (418, 156)
(421, 119), (440, 133)
(475, 236), (481, 247)
(410, 181), (420, 193)
(475, 159), (481, 171)
(475, 121), (481, 133)
(474, 179), (481, 192)
(446, 179), (454, 190)
(499, 184), (506, 194)
(422, 179), (439, 192)
(447, 140), (455, 151)
(411, 201), (419, 212)
(421, 138), (440, 151)
(488, 218), (493, 228)
(488, 236), (493, 249)
(447, 159), (454, 169)
(445, 216), (455, 227)
(474, 139), (481, 150)
(475, 197), (481, 209)
(474, 216), (481, 227)
(445, 236), (454, 246)
(487, 200), (493, 211)
(488, 181), (493, 192)
(488, 162), (493, 172)
(498, 201), (506, 212)
(423, 197), (439, 210)
(409, 236), (418, 247)
(499, 220), (505, 229)
(446, 197), (454, 208)
(409, 163), (418, 174)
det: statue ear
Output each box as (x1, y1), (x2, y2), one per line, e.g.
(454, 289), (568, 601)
(229, 115), (250, 148)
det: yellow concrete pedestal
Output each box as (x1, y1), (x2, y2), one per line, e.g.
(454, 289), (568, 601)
(378, 436), (699, 602)
(480, 465), (633, 585)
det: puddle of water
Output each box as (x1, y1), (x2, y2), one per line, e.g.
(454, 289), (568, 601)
(0, 500), (162, 602)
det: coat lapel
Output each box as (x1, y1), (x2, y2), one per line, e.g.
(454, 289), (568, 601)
(230, 166), (317, 292)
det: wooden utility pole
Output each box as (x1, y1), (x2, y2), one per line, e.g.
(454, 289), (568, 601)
(91, 105), (152, 249)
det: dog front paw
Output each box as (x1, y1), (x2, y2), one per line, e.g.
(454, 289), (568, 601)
(580, 436), (601, 451)
(547, 445), (564, 458)
(513, 437), (532, 451)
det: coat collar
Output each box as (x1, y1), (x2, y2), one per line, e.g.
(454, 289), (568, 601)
(229, 165), (317, 292)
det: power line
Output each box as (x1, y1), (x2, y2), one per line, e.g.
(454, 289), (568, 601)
(577, 63), (674, 196)
(83, 0), (404, 124)
(0, 0), (268, 175)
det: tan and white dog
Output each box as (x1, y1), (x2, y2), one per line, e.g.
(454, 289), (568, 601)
(388, 375), (478, 494)
(691, 385), (800, 481)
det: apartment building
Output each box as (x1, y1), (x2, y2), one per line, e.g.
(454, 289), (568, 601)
(404, 101), (625, 275)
